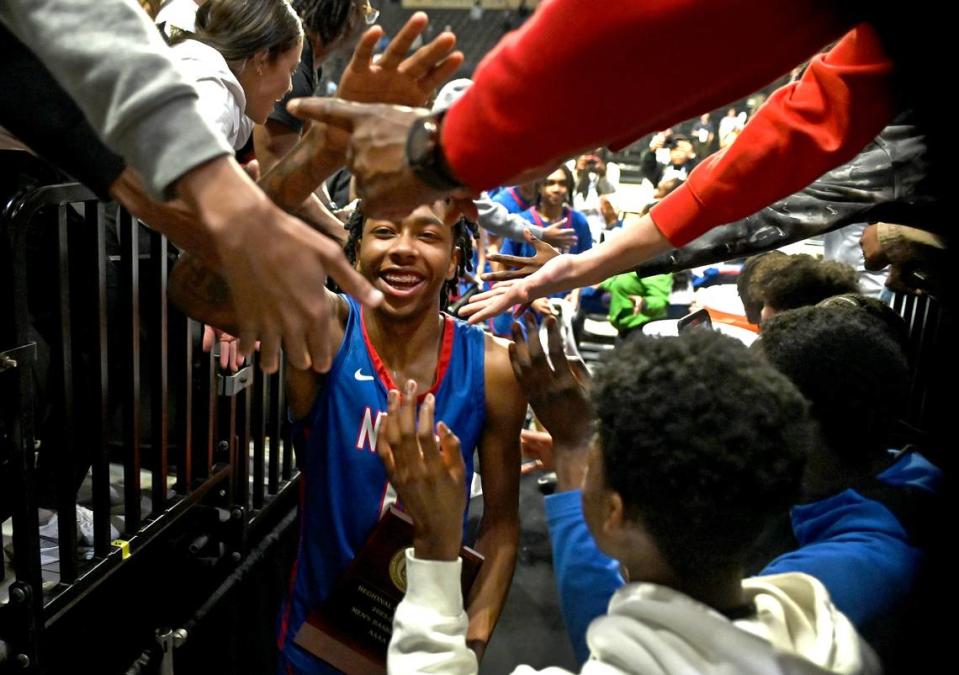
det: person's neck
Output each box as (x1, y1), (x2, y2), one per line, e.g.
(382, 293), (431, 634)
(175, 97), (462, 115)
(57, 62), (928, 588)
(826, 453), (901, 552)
(802, 445), (890, 502)
(620, 535), (746, 614)
(362, 304), (443, 385)
(539, 201), (564, 221)
(669, 567), (747, 614)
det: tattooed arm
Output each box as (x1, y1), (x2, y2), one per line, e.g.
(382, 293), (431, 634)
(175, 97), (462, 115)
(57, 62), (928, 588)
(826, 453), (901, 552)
(259, 124), (351, 245)
(168, 122), (352, 329)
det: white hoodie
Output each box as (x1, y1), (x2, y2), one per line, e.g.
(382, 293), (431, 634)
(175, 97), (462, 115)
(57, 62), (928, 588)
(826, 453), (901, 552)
(388, 551), (881, 675)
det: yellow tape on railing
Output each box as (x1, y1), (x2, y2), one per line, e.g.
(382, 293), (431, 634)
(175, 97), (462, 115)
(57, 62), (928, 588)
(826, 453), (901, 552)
(112, 539), (131, 559)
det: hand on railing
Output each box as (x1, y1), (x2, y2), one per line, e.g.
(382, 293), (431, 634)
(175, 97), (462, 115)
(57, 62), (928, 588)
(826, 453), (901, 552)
(202, 325), (256, 372)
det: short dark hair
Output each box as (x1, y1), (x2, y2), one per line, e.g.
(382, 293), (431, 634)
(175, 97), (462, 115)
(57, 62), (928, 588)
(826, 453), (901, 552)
(757, 304), (910, 465)
(761, 256), (859, 312)
(292, 0), (355, 48)
(591, 330), (812, 577)
(816, 293), (910, 353)
(344, 204), (476, 310)
(737, 251), (788, 324)
(179, 0), (303, 62)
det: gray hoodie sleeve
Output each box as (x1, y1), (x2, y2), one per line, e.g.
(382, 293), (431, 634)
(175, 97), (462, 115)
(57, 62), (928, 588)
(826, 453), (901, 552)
(0, 0), (233, 199)
(475, 197), (545, 241)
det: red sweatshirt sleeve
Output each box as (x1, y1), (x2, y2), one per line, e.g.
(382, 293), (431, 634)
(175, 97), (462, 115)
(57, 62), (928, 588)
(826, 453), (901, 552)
(651, 23), (896, 246)
(442, 0), (850, 191)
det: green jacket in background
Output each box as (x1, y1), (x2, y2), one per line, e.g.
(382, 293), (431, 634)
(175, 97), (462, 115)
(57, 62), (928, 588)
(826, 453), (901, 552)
(600, 273), (673, 332)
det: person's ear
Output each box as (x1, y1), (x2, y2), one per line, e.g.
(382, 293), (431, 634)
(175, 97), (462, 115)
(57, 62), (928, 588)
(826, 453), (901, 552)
(602, 491), (626, 535)
(253, 49), (270, 75)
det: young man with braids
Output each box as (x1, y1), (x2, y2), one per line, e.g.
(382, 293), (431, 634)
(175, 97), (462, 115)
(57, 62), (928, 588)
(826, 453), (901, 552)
(277, 201), (526, 673)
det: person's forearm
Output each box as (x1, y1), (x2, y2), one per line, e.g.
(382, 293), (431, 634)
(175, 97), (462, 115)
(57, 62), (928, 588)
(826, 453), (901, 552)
(465, 518), (519, 653)
(651, 24), (895, 247)
(554, 441), (591, 493)
(536, 214), (672, 299)
(253, 121), (300, 174)
(259, 124), (347, 214)
(109, 168), (221, 265)
(442, 0), (848, 190)
(545, 490), (624, 664)
(1, 0), (232, 199)
(641, 277), (673, 315)
(167, 136), (345, 330)
(389, 551), (479, 675)
(475, 198), (545, 241)
(295, 193), (349, 245)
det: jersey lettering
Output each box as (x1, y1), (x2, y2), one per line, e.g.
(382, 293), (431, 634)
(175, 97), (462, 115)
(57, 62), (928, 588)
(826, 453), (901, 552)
(356, 406), (385, 453)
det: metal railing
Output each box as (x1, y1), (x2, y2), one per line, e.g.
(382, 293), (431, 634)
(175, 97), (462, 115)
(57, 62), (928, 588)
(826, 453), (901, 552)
(0, 183), (299, 672)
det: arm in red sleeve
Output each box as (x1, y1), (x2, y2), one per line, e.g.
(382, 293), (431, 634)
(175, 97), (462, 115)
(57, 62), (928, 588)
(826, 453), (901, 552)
(442, 0), (850, 191)
(651, 23), (896, 247)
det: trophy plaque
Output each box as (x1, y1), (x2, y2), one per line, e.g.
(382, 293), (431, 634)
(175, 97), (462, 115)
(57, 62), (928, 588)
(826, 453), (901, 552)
(294, 506), (483, 674)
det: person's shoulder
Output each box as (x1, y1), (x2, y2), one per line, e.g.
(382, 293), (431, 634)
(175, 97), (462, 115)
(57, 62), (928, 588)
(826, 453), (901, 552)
(172, 39), (231, 75)
(482, 333), (525, 412)
(478, 329), (506, 369)
(490, 189), (514, 208)
(516, 207), (537, 224)
(483, 333), (517, 383)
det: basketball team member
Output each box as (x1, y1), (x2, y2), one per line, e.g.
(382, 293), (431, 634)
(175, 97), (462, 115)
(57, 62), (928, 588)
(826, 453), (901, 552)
(276, 201), (526, 673)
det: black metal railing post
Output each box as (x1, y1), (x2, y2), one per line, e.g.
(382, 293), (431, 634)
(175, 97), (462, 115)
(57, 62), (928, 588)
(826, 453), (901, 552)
(89, 202), (113, 558)
(55, 203), (79, 583)
(120, 209), (142, 533)
(150, 230), (170, 515)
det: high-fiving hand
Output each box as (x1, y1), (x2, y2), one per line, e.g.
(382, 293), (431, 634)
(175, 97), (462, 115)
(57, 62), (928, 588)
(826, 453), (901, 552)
(377, 380), (466, 561)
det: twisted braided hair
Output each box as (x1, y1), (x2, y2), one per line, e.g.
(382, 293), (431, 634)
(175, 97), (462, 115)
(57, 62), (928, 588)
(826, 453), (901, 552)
(343, 205), (477, 311)
(291, 0), (353, 48)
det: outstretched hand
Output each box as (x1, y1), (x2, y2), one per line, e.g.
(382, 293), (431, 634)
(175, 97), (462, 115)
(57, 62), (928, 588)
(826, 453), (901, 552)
(338, 12), (464, 108)
(173, 157), (382, 374)
(458, 250), (575, 325)
(539, 222), (578, 250)
(509, 315), (593, 491)
(377, 380), (466, 561)
(509, 315), (592, 448)
(289, 97), (474, 221)
(483, 229), (560, 282)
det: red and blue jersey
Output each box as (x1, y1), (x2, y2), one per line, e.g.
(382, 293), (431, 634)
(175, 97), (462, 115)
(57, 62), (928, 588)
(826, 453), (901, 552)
(491, 185), (533, 214)
(501, 206), (593, 301)
(504, 206), (593, 258)
(278, 295), (487, 673)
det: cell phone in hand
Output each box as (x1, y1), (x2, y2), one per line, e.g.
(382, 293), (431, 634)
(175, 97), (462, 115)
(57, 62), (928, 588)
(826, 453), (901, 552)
(677, 308), (713, 333)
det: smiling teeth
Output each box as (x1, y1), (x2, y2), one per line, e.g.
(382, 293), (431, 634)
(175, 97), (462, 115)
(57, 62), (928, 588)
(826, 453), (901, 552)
(384, 274), (422, 285)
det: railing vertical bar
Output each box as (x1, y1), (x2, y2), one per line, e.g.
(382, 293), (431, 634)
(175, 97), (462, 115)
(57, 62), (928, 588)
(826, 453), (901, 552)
(279, 354), (293, 480)
(55, 204), (79, 583)
(8, 213), (43, 625)
(237, 375), (252, 509)
(91, 202), (112, 557)
(150, 229), (169, 514)
(177, 317), (194, 494)
(252, 362), (267, 508)
(121, 209), (142, 533)
(267, 370), (280, 494)
(206, 348), (216, 475)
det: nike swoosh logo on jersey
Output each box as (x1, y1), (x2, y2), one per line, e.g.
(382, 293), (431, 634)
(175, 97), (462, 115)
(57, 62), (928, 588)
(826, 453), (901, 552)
(354, 368), (374, 381)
